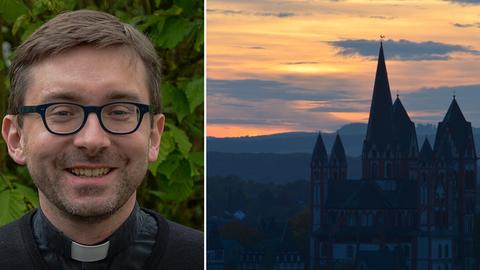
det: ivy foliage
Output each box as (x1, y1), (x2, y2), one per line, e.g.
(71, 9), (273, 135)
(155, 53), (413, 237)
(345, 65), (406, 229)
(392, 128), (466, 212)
(0, 0), (204, 229)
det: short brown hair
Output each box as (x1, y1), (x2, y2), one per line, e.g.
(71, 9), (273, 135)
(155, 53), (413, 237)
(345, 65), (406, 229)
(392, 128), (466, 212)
(8, 9), (161, 115)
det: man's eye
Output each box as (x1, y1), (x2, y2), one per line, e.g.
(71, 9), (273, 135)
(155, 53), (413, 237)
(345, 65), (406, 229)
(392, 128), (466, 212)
(46, 105), (81, 121)
(110, 110), (131, 115)
(105, 105), (136, 119)
(52, 110), (74, 116)
(49, 106), (77, 116)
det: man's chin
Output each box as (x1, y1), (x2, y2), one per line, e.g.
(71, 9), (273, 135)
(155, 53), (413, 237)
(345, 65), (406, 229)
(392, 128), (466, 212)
(59, 197), (120, 220)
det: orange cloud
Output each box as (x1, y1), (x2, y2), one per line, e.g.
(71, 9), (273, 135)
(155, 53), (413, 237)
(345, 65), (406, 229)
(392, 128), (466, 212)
(328, 112), (369, 122)
(207, 124), (297, 138)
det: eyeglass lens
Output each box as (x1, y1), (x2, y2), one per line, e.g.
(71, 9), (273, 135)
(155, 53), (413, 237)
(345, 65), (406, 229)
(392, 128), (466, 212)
(45, 103), (141, 134)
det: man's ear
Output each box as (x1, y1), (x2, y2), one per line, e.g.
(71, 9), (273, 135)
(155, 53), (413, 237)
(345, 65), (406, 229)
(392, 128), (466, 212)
(2, 115), (26, 165)
(148, 114), (165, 162)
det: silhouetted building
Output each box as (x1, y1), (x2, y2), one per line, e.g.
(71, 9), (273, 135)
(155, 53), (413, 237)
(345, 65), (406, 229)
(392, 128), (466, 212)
(310, 43), (477, 270)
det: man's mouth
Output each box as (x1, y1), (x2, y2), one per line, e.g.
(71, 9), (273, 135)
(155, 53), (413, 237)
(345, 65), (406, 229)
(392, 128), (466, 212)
(68, 168), (112, 177)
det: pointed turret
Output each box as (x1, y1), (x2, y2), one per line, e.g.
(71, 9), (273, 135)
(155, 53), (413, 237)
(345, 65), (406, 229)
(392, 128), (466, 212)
(329, 134), (347, 181)
(311, 132), (328, 167)
(365, 42), (394, 151)
(311, 132), (329, 232)
(434, 97), (474, 158)
(443, 97), (466, 123)
(392, 96), (418, 157)
(330, 134), (347, 166)
(419, 138), (433, 161)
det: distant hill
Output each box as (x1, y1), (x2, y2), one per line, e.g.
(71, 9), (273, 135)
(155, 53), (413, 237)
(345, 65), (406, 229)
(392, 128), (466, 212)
(207, 152), (362, 184)
(207, 123), (479, 156)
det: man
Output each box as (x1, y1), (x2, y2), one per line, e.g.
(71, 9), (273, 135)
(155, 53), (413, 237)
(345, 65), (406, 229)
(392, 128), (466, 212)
(0, 10), (203, 269)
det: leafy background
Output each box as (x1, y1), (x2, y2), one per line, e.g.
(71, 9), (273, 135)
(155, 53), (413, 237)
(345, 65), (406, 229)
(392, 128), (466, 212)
(0, 0), (204, 230)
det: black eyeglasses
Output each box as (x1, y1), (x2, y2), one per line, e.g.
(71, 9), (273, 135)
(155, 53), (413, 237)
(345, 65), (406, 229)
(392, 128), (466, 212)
(19, 102), (151, 135)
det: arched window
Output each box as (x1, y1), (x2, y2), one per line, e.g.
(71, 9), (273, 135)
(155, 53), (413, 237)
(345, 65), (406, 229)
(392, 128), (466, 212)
(361, 214), (367, 226)
(386, 163), (392, 178)
(372, 163), (377, 178)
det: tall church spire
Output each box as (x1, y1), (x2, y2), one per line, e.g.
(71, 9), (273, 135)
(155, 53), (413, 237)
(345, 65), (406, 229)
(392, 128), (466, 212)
(365, 42), (394, 150)
(330, 134), (347, 166)
(311, 132), (328, 168)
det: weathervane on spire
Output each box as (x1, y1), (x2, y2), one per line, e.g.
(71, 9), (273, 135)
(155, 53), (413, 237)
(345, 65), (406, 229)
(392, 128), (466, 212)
(396, 89), (399, 98)
(453, 90), (456, 99)
(380, 34), (385, 44)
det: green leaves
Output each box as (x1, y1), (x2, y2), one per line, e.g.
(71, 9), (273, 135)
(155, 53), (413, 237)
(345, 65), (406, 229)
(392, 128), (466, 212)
(185, 76), (204, 113)
(0, 189), (25, 225)
(0, 174), (38, 225)
(0, 0), (28, 24)
(153, 17), (193, 49)
(167, 123), (192, 157)
(162, 77), (204, 122)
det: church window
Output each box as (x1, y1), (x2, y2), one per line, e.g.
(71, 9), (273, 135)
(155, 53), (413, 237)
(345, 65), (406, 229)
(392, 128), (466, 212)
(372, 163), (377, 178)
(386, 163), (392, 178)
(445, 244), (449, 258)
(377, 213), (384, 225)
(314, 184), (322, 205)
(346, 245), (354, 258)
(438, 244), (442, 258)
(348, 214), (354, 226)
(421, 186), (427, 204)
(361, 214), (367, 226)
(367, 214), (373, 226)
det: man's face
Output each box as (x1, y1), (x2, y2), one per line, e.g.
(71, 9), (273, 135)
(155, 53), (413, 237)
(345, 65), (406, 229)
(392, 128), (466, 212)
(4, 46), (163, 219)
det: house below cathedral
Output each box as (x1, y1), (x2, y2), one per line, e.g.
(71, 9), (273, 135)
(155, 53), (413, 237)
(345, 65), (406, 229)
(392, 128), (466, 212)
(309, 43), (478, 270)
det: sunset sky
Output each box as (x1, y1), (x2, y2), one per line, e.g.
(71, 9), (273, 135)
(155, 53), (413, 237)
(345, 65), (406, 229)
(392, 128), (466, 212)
(207, 0), (480, 138)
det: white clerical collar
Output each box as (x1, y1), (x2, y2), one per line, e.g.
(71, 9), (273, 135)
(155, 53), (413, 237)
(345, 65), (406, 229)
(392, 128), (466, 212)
(71, 240), (110, 262)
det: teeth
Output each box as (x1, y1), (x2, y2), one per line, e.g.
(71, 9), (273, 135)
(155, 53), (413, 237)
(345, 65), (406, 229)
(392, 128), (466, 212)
(70, 168), (111, 177)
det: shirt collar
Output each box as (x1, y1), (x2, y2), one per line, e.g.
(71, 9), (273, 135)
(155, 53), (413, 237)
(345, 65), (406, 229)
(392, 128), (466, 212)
(33, 204), (143, 262)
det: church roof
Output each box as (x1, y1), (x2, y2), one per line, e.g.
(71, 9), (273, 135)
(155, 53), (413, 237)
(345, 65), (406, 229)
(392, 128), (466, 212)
(325, 179), (416, 210)
(365, 43), (394, 151)
(330, 134), (347, 166)
(443, 97), (466, 123)
(434, 98), (475, 158)
(311, 132), (328, 166)
(419, 138), (433, 161)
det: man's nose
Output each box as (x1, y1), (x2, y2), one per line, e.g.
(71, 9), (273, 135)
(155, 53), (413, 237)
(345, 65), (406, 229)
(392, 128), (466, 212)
(72, 113), (111, 155)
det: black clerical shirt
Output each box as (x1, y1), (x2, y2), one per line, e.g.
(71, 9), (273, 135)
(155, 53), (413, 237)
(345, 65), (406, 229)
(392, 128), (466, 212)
(0, 205), (204, 269)
(33, 204), (157, 269)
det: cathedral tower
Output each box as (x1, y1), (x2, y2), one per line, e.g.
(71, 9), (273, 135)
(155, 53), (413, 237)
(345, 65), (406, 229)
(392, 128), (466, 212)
(362, 43), (418, 180)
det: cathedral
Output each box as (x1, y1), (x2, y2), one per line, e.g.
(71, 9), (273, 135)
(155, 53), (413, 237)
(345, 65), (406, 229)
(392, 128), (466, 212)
(309, 43), (478, 270)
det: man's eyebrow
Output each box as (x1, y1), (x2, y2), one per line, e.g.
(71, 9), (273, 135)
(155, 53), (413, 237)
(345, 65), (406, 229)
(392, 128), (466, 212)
(104, 91), (142, 101)
(40, 91), (83, 103)
(38, 90), (143, 103)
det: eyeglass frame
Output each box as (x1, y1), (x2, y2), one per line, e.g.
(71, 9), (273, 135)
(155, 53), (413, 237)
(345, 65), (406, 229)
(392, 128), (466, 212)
(18, 101), (151, 135)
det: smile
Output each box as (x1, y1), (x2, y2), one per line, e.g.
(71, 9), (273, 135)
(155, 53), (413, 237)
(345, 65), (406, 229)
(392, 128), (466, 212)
(69, 168), (112, 177)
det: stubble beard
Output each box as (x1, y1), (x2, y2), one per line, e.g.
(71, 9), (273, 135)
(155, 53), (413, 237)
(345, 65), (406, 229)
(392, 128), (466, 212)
(27, 148), (147, 223)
